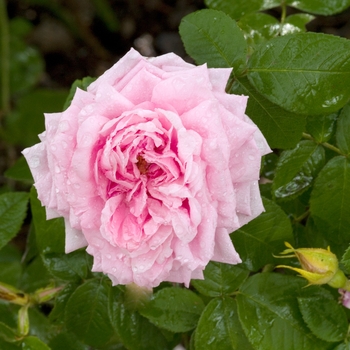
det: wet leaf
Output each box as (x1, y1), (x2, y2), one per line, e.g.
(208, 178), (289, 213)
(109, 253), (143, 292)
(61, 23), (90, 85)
(0, 192), (29, 250)
(298, 296), (348, 342)
(310, 156), (350, 243)
(195, 297), (254, 350)
(65, 278), (114, 347)
(191, 261), (249, 297)
(272, 140), (325, 200)
(248, 33), (350, 115)
(336, 102), (350, 155)
(286, 0), (350, 15)
(179, 9), (247, 73)
(231, 76), (305, 149)
(237, 273), (333, 350)
(204, 0), (263, 19)
(306, 113), (338, 143)
(140, 287), (205, 333)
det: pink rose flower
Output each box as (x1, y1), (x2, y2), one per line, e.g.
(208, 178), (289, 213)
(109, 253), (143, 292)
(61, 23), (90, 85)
(23, 48), (270, 288)
(339, 289), (350, 308)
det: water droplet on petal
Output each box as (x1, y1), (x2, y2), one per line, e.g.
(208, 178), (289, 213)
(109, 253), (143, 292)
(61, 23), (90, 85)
(55, 165), (61, 173)
(248, 155), (255, 161)
(30, 156), (40, 168)
(59, 120), (70, 132)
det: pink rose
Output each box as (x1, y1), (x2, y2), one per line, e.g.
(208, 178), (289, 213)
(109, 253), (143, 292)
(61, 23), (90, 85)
(339, 289), (350, 308)
(23, 48), (270, 288)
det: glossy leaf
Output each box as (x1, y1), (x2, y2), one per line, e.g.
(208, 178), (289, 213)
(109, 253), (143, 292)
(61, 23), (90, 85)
(179, 9), (247, 73)
(260, 0), (281, 9)
(248, 33), (350, 115)
(30, 187), (65, 254)
(336, 102), (350, 155)
(231, 198), (293, 271)
(42, 250), (91, 281)
(272, 140), (325, 200)
(0, 192), (29, 250)
(298, 296), (348, 342)
(19, 336), (50, 350)
(195, 297), (254, 350)
(49, 332), (89, 350)
(140, 287), (204, 333)
(282, 14), (315, 35)
(65, 278), (114, 347)
(231, 76), (305, 149)
(286, 0), (350, 15)
(204, 0), (263, 19)
(109, 291), (173, 350)
(310, 156), (350, 243)
(306, 113), (338, 143)
(334, 343), (350, 350)
(0, 244), (22, 286)
(238, 13), (279, 51)
(341, 245), (350, 273)
(237, 273), (332, 350)
(191, 261), (249, 297)
(49, 282), (80, 325)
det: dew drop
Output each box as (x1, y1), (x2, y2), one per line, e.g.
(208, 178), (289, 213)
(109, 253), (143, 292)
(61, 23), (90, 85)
(30, 156), (40, 168)
(112, 267), (117, 272)
(55, 188), (60, 193)
(74, 183), (81, 189)
(51, 144), (57, 151)
(62, 141), (68, 149)
(248, 155), (255, 161)
(59, 120), (70, 132)
(106, 254), (111, 259)
(55, 165), (61, 173)
(183, 258), (189, 263)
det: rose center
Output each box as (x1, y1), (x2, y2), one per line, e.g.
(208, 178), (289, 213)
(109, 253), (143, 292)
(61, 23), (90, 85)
(136, 155), (149, 175)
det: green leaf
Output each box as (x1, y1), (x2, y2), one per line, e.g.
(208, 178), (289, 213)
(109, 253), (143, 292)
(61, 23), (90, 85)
(49, 332), (89, 350)
(0, 339), (19, 350)
(248, 33), (350, 115)
(19, 336), (50, 350)
(42, 250), (92, 281)
(298, 296), (348, 342)
(195, 297), (254, 350)
(204, 0), (263, 19)
(336, 102), (350, 155)
(260, 0), (281, 10)
(237, 273), (332, 350)
(286, 0), (350, 15)
(231, 76), (305, 149)
(231, 197), (294, 271)
(306, 113), (338, 143)
(20, 256), (52, 293)
(0, 322), (17, 343)
(49, 282), (80, 325)
(310, 156), (350, 243)
(179, 9), (247, 73)
(283, 14), (315, 35)
(0, 244), (22, 287)
(0, 192), (29, 250)
(63, 77), (96, 111)
(334, 342), (350, 350)
(341, 245), (350, 272)
(4, 156), (33, 183)
(238, 13), (280, 51)
(30, 187), (65, 254)
(191, 261), (249, 297)
(5, 89), (68, 147)
(109, 288), (173, 350)
(272, 140), (325, 200)
(65, 278), (114, 347)
(140, 287), (205, 333)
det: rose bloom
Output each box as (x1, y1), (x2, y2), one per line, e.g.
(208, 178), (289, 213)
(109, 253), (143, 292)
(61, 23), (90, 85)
(23, 49), (270, 288)
(339, 289), (350, 309)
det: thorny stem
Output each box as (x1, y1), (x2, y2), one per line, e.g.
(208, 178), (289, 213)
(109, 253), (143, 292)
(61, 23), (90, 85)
(302, 132), (345, 156)
(0, 0), (10, 121)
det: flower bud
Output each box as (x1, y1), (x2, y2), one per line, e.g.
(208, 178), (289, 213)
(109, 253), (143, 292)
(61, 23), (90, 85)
(0, 282), (28, 306)
(276, 242), (346, 287)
